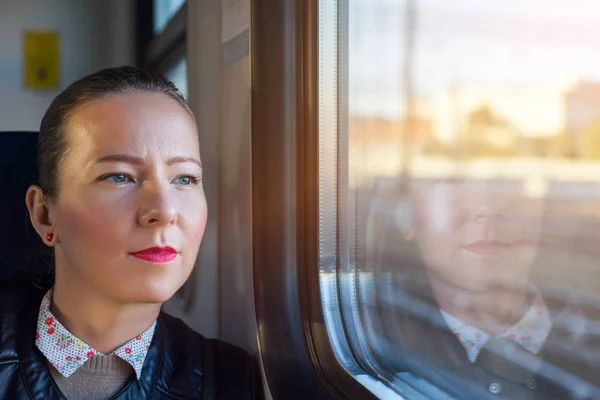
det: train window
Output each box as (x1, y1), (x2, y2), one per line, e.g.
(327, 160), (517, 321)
(139, 0), (186, 77)
(153, 0), (186, 34)
(319, 0), (600, 399)
(165, 57), (188, 99)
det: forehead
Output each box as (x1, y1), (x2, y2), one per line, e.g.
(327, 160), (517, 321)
(63, 92), (199, 161)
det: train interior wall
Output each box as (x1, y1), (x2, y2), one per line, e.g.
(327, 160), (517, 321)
(0, 0), (135, 131)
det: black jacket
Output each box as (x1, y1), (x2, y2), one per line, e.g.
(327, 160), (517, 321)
(0, 279), (263, 399)
(365, 269), (600, 400)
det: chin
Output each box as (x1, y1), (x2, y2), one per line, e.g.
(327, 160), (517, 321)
(454, 265), (531, 292)
(136, 290), (176, 304)
(125, 279), (186, 304)
(451, 277), (496, 292)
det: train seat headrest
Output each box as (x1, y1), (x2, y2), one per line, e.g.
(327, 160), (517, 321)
(0, 131), (52, 281)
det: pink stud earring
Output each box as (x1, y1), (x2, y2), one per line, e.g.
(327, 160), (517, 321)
(46, 233), (54, 243)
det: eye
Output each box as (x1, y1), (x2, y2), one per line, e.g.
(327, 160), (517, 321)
(173, 175), (201, 186)
(98, 173), (134, 184)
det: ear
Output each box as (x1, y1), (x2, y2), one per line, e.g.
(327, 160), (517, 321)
(25, 185), (56, 246)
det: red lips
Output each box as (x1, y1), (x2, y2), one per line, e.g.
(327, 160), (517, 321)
(131, 247), (177, 263)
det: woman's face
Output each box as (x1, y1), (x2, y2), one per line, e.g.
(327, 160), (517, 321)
(49, 92), (207, 304)
(410, 177), (543, 292)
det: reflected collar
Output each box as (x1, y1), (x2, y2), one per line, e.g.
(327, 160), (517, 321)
(440, 290), (552, 363)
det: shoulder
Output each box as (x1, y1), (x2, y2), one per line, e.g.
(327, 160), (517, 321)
(0, 278), (47, 361)
(157, 312), (263, 399)
(541, 295), (600, 382)
(0, 277), (46, 319)
(207, 337), (263, 399)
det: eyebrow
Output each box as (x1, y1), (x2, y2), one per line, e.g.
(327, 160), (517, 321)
(96, 154), (202, 168)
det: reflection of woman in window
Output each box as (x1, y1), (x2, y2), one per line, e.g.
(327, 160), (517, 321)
(371, 178), (600, 399)
(0, 67), (261, 399)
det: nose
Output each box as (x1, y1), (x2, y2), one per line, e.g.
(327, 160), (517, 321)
(472, 203), (495, 223)
(467, 183), (504, 223)
(137, 184), (178, 227)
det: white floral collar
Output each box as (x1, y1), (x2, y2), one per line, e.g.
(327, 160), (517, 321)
(35, 288), (156, 379)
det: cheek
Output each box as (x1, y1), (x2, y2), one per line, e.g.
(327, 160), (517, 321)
(413, 188), (459, 235)
(416, 230), (457, 269)
(181, 196), (208, 247)
(412, 197), (461, 272)
(191, 210), (208, 245)
(57, 199), (130, 250)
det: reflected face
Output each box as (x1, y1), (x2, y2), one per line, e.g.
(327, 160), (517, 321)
(51, 92), (207, 304)
(410, 178), (542, 291)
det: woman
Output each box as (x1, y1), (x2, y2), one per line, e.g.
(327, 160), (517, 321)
(0, 66), (261, 399)
(367, 176), (600, 399)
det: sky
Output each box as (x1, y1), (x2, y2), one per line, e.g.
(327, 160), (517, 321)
(347, 0), (600, 118)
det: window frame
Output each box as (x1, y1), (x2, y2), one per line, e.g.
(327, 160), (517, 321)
(136, 0), (187, 71)
(252, 0), (377, 398)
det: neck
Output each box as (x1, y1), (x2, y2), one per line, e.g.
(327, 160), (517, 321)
(51, 273), (160, 354)
(426, 270), (530, 334)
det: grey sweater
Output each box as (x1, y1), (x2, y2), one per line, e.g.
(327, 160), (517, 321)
(49, 354), (133, 400)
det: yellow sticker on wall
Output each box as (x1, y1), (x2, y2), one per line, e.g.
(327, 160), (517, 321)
(23, 31), (60, 89)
